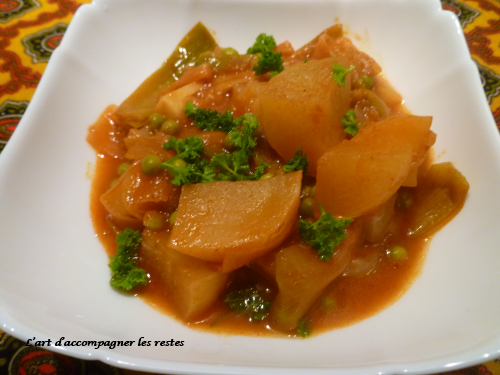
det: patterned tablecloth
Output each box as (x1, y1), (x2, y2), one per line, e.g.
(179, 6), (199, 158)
(0, 0), (499, 374)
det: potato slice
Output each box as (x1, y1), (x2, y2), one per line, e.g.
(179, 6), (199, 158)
(168, 171), (302, 272)
(142, 229), (229, 320)
(271, 222), (360, 332)
(259, 57), (351, 175)
(315, 115), (433, 218)
(363, 114), (434, 187)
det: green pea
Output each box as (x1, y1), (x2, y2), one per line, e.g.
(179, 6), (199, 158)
(360, 75), (374, 90)
(397, 187), (414, 210)
(169, 211), (178, 226)
(221, 47), (239, 56)
(224, 133), (235, 150)
(149, 113), (165, 130)
(196, 51), (218, 66)
(171, 158), (187, 169)
(387, 245), (408, 262)
(310, 185), (316, 198)
(259, 173), (274, 181)
(301, 185), (312, 197)
(320, 296), (338, 311)
(161, 120), (180, 135)
(110, 179), (118, 187)
(141, 154), (162, 175)
(299, 197), (315, 217)
(143, 211), (166, 230)
(118, 162), (130, 175)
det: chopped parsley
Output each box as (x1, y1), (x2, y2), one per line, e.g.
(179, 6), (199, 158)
(340, 109), (360, 136)
(283, 146), (309, 176)
(298, 205), (353, 261)
(163, 136), (204, 163)
(163, 106), (271, 184)
(209, 114), (272, 181)
(332, 64), (356, 87)
(161, 136), (216, 186)
(162, 158), (216, 186)
(109, 228), (148, 291)
(297, 318), (311, 338)
(247, 33), (277, 54)
(247, 34), (284, 77)
(184, 102), (237, 133)
(225, 287), (271, 321)
(253, 51), (285, 76)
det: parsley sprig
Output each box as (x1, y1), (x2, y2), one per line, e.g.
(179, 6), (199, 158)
(210, 114), (272, 181)
(247, 33), (284, 77)
(283, 147), (309, 176)
(225, 287), (271, 321)
(161, 136), (216, 186)
(298, 205), (353, 261)
(164, 104), (310, 185)
(185, 102), (236, 132)
(247, 33), (276, 54)
(109, 228), (148, 291)
(332, 64), (356, 87)
(340, 109), (360, 136)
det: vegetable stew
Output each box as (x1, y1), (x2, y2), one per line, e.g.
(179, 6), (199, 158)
(87, 23), (468, 338)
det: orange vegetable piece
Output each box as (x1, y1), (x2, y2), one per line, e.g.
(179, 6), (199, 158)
(271, 222), (360, 331)
(259, 57), (351, 176)
(168, 171), (303, 272)
(315, 115), (433, 218)
(124, 129), (176, 161)
(86, 105), (127, 158)
(142, 228), (230, 320)
(406, 162), (469, 237)
(101, 161), (174, 221)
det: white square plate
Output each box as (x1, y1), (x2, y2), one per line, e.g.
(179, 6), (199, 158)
(1, 0), (500, 374)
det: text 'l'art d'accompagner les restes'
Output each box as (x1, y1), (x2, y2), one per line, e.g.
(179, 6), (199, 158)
(25, 336), (184, 349)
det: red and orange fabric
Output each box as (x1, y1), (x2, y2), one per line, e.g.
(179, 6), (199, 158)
(0, 0), (499, 374)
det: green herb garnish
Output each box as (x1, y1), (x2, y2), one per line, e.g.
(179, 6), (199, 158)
(225, 287), (271, 321)
(109, 228), (148, 291)
(164, 106), (271, 184)
(298, 205), (353, 261)
(283, 146), (309, 176)
(253, 51), (284, 76)
(332, 64), (356, 87)
(184, 102), (237, 133)
(247, 34), (284, 77)
(297, 318), (311, 338)
(209, 114), (271, 181)
(340, 109), (360, 136)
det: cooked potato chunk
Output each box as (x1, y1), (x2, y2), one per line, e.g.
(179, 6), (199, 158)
(259, 57), (351, 175)
(314, 115), (433, 218)
(168, 171), (302, 272)
(142, 229), (230, 320)
(271, 222), (360, 331)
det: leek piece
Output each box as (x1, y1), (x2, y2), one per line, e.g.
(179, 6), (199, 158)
(115, 23), (218, 128)
(407, 162), (469, 237)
